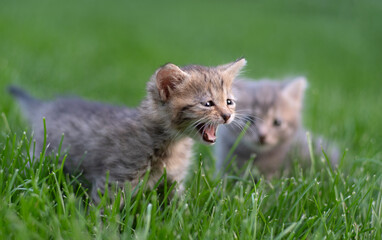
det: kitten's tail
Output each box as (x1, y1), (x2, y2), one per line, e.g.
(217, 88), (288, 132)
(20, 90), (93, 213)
(8, 86), (43, 120)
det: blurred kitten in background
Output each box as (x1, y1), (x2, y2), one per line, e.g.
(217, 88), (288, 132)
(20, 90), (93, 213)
(215, 77), (339, 178)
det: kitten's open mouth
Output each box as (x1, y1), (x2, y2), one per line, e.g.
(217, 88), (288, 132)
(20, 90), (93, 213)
(196, 123), (217, 144)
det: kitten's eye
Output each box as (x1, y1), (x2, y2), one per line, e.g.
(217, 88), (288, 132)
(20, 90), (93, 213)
(202, 101), (215, 107)
(226, 99), (234, 105)
(273, 118), (282, 127)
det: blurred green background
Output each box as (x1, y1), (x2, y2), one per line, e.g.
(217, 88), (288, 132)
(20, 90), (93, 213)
(1, 0), (381, 164)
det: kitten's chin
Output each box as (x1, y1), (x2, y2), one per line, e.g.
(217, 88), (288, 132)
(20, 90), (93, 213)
(201, 139), (216, 145)
(254, 144), (275, 152)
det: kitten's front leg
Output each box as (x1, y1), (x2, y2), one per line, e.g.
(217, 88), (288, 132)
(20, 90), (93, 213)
(91, 176), (107, 205)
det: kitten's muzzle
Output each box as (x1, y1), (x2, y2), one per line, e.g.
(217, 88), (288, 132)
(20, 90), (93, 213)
(221, 113), (231, 123)
(259, 135), (266, 145)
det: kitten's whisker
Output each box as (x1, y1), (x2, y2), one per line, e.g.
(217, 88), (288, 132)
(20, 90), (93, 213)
(234, 122), (255, 134)
(230, 120), (246, 132)
(230, 119), (257, 135)
(233, 116), (256, 127)
(186, 117), (208, 134)
(171, 116), (211, 142)
(233, 110), (261, 118)
(235, 113), (263, 123)
(230, 122), (244, 133)
(234, 116), (255, 124)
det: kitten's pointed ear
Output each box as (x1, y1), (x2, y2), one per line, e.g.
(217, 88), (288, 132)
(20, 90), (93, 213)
(220, 58), (247, 79)
(155, 63), (190, 101)
(282, 76), (308, 104)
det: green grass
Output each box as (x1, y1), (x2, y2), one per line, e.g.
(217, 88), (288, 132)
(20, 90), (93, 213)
(1, 0), (382, 238)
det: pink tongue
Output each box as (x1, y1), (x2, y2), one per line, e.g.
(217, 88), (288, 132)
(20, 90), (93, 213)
(203, 125), (216, 142)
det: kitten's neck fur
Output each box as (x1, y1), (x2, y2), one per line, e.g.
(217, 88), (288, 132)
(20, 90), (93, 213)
(138, 80), (189, 150)
(139, 79), (192, 161)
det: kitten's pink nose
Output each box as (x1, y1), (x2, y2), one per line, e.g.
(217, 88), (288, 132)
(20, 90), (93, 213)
(221, 113), (231, 123)
(259, 135), (266, 144)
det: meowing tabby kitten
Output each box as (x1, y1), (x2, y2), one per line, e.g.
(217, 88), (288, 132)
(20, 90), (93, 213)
(215, 77), (338, 178)
(10, 58), (246, 202)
